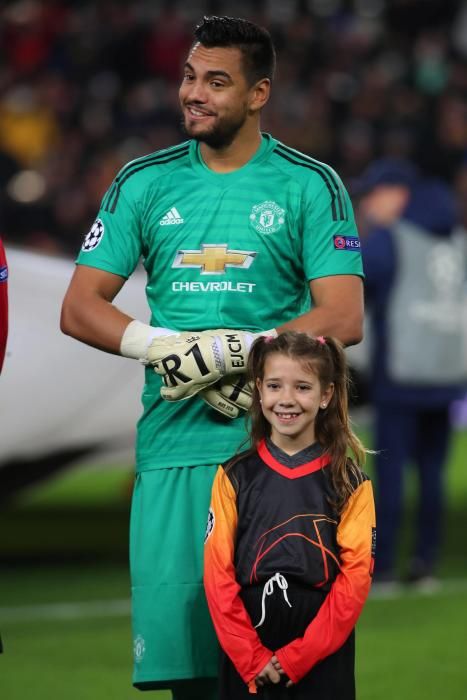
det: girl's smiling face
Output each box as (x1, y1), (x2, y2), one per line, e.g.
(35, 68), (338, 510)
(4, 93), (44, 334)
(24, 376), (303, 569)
(257, 352), (334, 455)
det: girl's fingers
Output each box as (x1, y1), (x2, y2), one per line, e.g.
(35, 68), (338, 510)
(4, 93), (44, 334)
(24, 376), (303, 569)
(255, 659), (283, 686)
(266, 668), (281, 684)
(271, 656), (284, 673)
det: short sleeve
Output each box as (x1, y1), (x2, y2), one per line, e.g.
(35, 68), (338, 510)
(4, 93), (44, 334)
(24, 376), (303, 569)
(76, 181), (142, 279)
(302, 172), (363, 281)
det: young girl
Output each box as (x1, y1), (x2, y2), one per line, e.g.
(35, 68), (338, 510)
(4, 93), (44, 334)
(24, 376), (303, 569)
(204, 331), (375, 699)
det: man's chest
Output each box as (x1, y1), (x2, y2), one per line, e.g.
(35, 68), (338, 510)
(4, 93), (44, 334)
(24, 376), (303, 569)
(141, 177), (304, 279)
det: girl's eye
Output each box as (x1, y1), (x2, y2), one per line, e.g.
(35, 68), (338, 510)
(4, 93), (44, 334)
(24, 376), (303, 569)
(297, 385), (311, 391)
(266, 383), (279, 390)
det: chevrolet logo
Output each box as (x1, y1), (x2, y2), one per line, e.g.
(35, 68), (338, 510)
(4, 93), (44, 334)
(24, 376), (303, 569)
(172, 244), (256, 275)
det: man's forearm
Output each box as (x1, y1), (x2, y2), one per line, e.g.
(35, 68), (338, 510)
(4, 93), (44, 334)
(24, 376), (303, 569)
(278, 275), (364, 346)
(60, 292), (133, 355)
(277, 306), (363, 347)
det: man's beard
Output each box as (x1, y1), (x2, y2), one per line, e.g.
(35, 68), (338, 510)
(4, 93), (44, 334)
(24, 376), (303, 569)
(181, 110), (247, 149)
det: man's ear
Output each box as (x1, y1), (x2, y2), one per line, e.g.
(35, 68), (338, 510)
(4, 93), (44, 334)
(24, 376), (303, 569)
(249, 78), (270, 114)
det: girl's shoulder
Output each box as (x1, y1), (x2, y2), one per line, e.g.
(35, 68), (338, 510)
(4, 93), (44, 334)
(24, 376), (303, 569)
(221, 447), (258, 475)
(345, 458), (370, 490)
(220, 447), (262, 492)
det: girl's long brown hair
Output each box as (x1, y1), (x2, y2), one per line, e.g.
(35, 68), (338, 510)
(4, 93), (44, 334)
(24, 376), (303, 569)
(245, 331), (368, 514)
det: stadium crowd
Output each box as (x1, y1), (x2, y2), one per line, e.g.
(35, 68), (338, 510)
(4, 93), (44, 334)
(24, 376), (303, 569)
(0, 0), (466, 255)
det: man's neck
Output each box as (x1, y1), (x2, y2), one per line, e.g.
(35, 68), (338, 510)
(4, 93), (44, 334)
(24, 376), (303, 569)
(199, 128), (262, 173)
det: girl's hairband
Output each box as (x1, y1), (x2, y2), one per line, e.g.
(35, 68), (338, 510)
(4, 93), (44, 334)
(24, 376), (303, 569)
(316, 336), (326, 345)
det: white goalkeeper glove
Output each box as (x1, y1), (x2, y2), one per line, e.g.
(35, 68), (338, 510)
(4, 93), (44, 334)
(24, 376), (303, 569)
(147, 328), (277, 402)
(199, 373), (253, 419)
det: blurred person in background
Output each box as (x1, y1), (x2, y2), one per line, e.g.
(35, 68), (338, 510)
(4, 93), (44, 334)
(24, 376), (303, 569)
(1, 1), (466, 257)
(60, 14), (364, 700)
(355, 158), (467, 588)
(454, 159), (467, 231)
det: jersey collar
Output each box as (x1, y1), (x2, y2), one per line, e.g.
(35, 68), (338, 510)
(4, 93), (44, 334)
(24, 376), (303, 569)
(189, 133), (277, 186)
(257, 438), (331, 479)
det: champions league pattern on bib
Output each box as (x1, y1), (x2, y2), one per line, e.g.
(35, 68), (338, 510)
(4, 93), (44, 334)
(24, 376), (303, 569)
(205, 507), (215, 543)
(204, 445), (375, 688)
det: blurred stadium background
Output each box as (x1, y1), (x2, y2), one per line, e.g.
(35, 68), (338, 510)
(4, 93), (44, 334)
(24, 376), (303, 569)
(1, 0), (467, 698)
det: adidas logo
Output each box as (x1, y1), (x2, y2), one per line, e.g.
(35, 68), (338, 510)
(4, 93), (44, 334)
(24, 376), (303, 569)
(160, 207), (184, 225)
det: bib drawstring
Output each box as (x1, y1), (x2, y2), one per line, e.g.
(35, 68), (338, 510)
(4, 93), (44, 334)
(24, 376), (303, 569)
(254, 572), (292, 629)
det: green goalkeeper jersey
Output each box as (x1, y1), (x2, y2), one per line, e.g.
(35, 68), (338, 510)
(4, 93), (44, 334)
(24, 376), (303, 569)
(76, 134), (363, 470)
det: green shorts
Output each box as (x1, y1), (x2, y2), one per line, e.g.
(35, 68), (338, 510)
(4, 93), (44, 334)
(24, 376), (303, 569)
(130, 464), (219, 689)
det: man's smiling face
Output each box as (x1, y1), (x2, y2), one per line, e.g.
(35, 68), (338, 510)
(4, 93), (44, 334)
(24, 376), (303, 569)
(179, 43), (253, 149)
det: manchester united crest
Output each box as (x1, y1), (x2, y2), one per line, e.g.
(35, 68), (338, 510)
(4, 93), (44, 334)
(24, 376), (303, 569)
(133, 635), (146, 663)
(249, 201), (285, 235)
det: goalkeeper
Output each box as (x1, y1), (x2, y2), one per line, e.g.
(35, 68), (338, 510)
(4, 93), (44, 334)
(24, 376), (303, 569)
(60, 15), (364, 700)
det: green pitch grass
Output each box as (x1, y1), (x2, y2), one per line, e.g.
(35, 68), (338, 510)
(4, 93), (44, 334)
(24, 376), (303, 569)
(1, 430), (467, 699)
(1, 566), (466, 700)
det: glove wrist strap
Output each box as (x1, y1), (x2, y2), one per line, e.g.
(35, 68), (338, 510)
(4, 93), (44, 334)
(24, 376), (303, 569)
(120, 320), (175, 361)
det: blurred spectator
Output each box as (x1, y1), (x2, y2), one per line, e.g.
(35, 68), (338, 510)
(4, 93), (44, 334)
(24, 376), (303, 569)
(143, 3), (192, 82)
(454, 160), (467, 230)
(0, 0), (465, 255)
(356, 158), (467, 588)
(0, 84), (59, 166)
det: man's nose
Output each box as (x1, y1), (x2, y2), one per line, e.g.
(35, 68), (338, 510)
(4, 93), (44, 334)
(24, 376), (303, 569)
(186, 79), (207, 103)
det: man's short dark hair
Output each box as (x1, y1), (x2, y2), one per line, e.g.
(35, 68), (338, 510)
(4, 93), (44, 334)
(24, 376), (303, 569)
(194, 15), (276, 86)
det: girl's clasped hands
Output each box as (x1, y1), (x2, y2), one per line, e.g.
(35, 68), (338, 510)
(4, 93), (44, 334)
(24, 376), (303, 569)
(255, 655), (293, 689)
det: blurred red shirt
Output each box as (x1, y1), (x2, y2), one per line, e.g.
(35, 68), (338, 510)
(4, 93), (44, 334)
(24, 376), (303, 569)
(0, 238), (8, 372)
